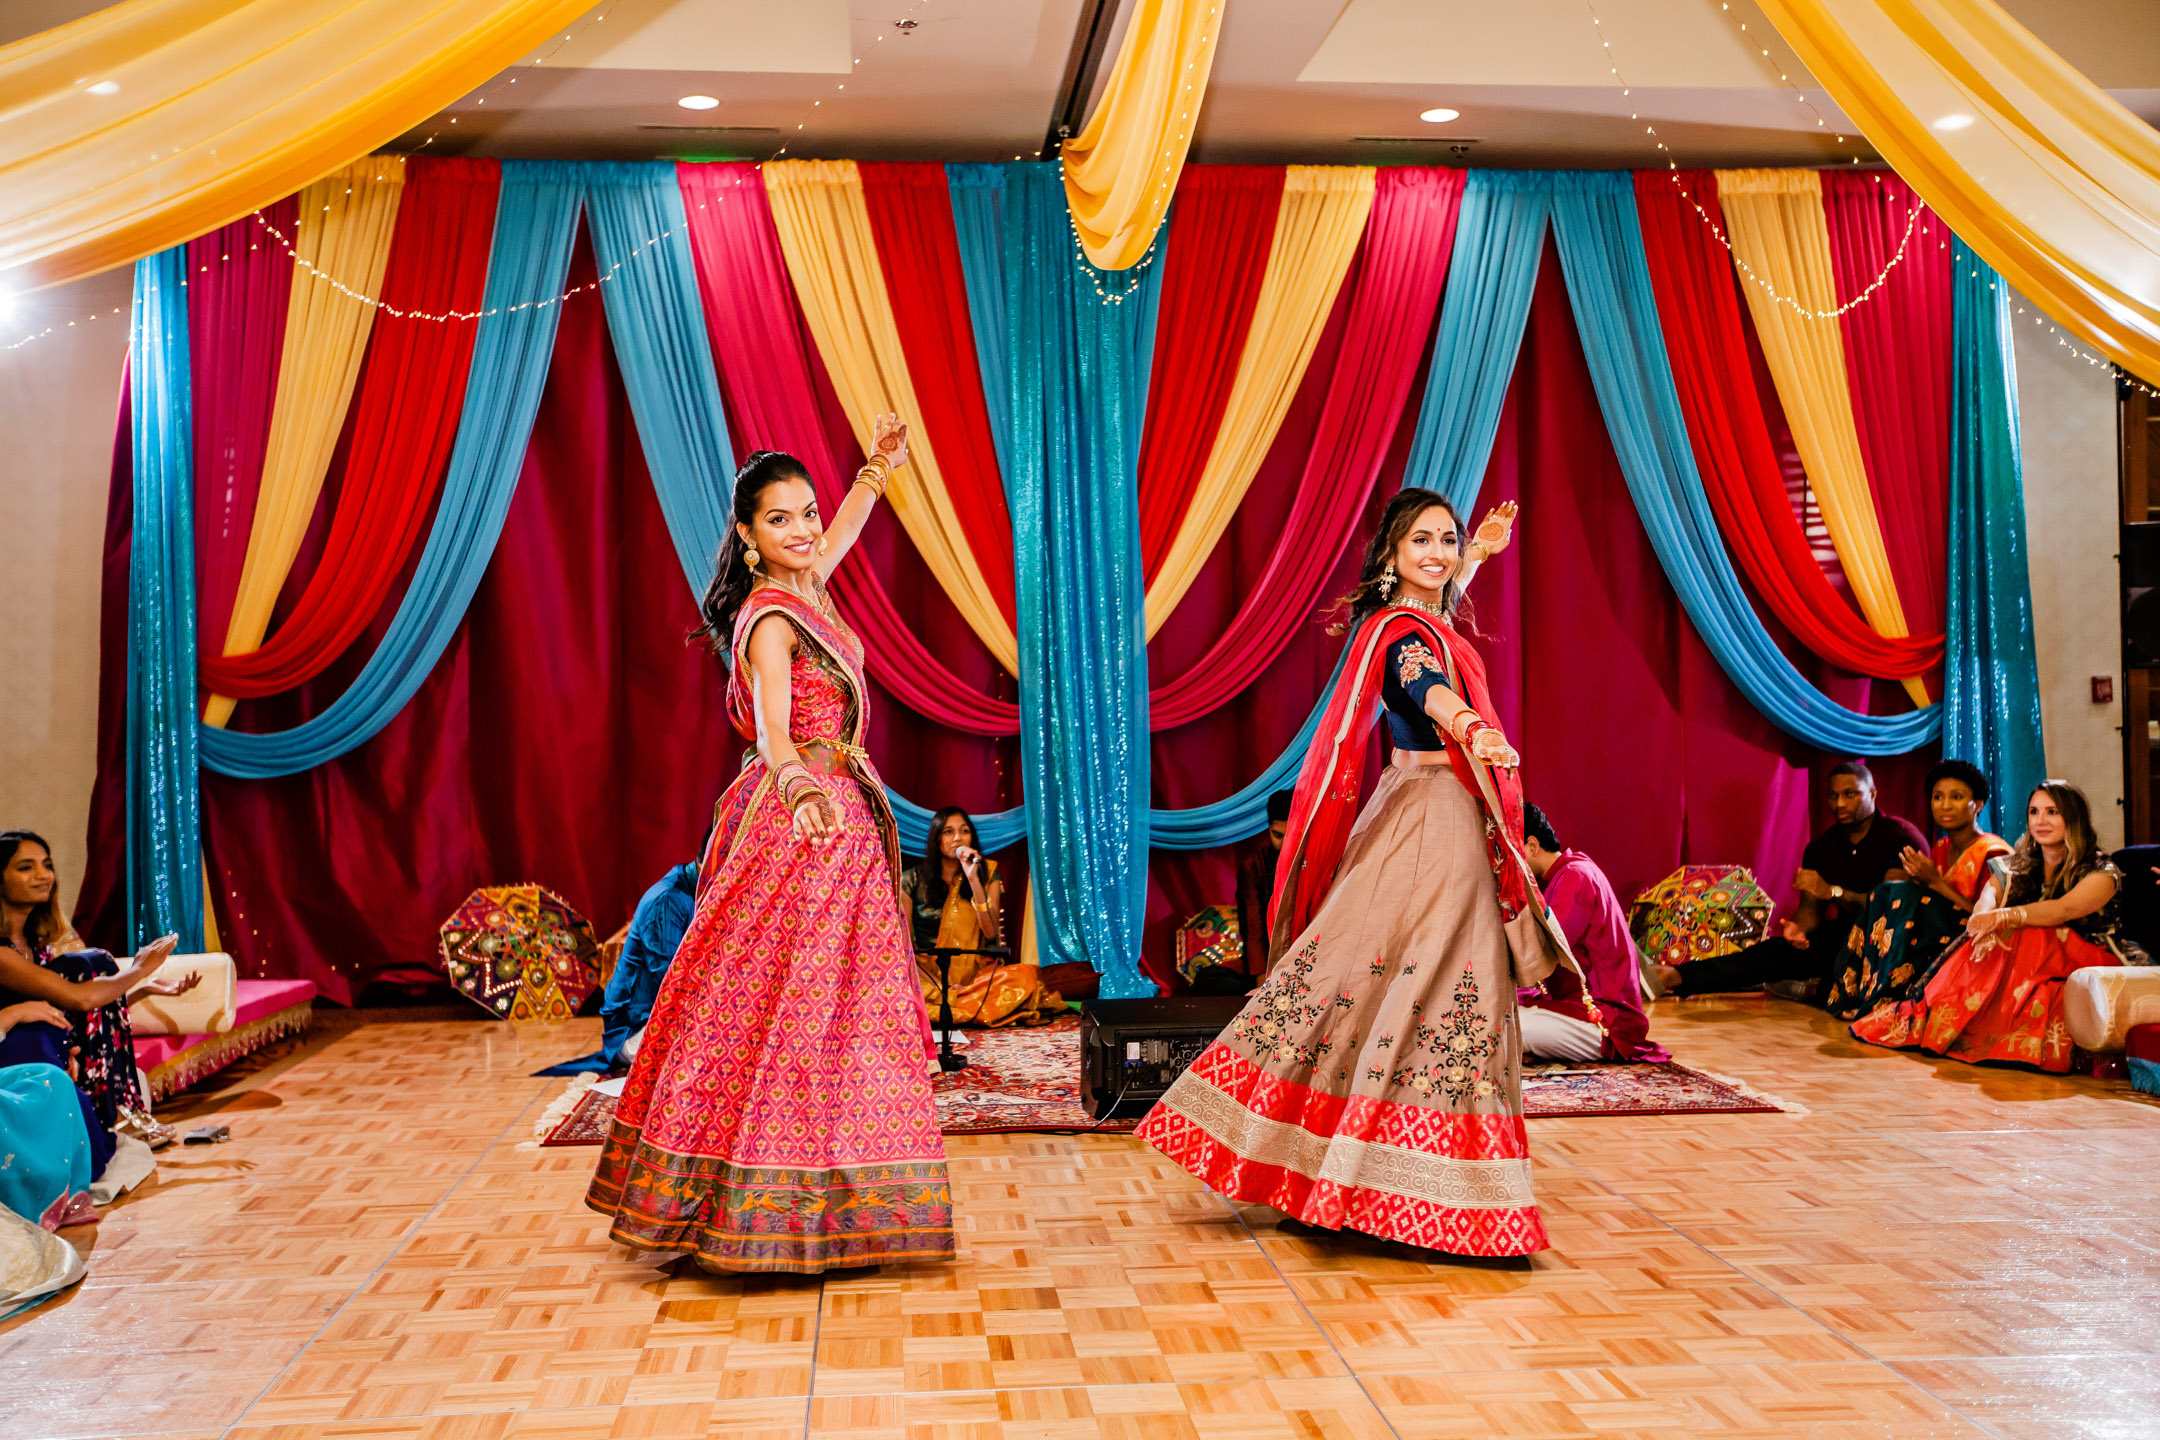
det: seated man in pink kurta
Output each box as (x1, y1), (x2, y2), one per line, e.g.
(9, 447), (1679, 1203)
(1516, 805), (1668, 1063)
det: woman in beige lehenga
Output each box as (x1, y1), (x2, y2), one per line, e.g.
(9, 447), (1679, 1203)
(1136, 488), (1585, 1256)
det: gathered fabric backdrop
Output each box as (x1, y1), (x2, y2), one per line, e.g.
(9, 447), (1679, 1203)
(78, 158), (2040, 998)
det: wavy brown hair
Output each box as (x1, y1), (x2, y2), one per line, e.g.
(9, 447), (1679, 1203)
(2003, 780), (2102, 904)
(0, 830), (66, 954)
(1331, 487), (1471, 635)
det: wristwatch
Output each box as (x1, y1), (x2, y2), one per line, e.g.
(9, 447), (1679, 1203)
(1831, 885), (1846, 901)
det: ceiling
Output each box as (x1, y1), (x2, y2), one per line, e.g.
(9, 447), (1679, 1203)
(9, 0), (2159, 169)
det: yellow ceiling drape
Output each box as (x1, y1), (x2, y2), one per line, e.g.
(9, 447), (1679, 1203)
(0, 0), (592, 292)
(1713, 169), (1929, 707)
(204, 158), (404, 729)
(1756, 0), (2160, 389)
(762, 159), (1020, 675)
(1061, 0), (1227, 271)
(1143, 166), (1375, 637)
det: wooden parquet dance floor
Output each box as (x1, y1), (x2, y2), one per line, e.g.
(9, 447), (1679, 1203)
(6, 996), (2160, 1440)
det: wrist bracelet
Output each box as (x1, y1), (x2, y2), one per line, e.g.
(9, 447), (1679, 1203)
(788, 785), (829, 813)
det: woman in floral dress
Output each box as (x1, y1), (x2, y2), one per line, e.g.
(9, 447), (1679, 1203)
(1136, 489), (1586, 1257)
(587, 421), (953, 1273)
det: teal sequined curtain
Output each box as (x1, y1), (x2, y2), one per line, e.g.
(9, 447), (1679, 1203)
(126, 249), (204, 950)
(1946, 238), (2046, 831)
(1003, 163), (1161, 996)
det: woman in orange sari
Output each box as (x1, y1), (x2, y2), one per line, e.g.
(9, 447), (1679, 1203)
(1853, 781), (2132, 1073)
(587, 426), (953, 1273)
(903, 808), (1062, 1028)
(1136, 489), (1585, 1257)
(1827, 760), (2011, 1021)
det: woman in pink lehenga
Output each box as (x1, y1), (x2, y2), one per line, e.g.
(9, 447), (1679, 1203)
(587, 421), (953, 1273)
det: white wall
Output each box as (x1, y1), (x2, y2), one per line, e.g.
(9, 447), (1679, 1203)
(0, 267), (131, 915)
(2013, 288), (2125, 849)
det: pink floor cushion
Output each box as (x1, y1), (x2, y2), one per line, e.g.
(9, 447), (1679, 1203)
(132, 979), (317, 1102)
(2128, 1024), (2160, 1099)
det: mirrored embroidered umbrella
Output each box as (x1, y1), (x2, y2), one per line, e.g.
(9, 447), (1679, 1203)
(1629, 865), (1773, 966)
(438, 885), (602, 1022)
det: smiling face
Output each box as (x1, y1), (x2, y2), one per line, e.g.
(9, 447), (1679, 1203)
(2, 841), (54, 912)
(1390, 504), (1462, 604)
(736, 474), (822, 578)
(1930, 777), (1981, 834)
(2026, 789), (2066, 848)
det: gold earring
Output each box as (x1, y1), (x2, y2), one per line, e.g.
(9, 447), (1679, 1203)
(1379, 562), (1397, 598)
(744, 544), (760, 568)
(818, 535), (830, 556)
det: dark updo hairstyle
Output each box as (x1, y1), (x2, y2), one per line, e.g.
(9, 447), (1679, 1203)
(0, 830), (65, 954)
(694, 450), (817, 653)
(1332, 486), (1471, 635)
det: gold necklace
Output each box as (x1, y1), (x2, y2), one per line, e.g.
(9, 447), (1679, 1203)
(1394, 592), (1451, 622)
(760, 573), (836, 622)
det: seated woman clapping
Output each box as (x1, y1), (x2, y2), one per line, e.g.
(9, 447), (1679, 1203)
(0, 830), (200, 1148)
(902, 808), (1062, 1028)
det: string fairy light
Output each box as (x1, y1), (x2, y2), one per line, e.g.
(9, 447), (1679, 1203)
(1582, 0), (1928, 322)
(770, 0), (957, 161)
(1070, 210), (1161, 305)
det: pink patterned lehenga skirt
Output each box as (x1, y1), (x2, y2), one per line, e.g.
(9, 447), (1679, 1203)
(585, 743), (953, 1273)
(1136, 761), (1547, 1255)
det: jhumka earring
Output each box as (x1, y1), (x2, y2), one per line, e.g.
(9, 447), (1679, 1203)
(818, 535), (830, 556)
(744, 544), (761, 568)
(1378, 562), (1397, 598)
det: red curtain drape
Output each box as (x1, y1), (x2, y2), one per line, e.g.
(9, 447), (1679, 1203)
(1823, 170), (1952, 640)
(1136, 166), (1284, 581)
(202, 159), (501, 697)
(187, 199), (294, 658)
(1633, 171), (1941, 680)
(676, 162), (1020, 738)
(857, 162), (1015, 623)
(1147, 165), (1463, 730)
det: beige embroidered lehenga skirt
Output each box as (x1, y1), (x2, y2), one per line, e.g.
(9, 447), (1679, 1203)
(1135, 759), (1547, 1254)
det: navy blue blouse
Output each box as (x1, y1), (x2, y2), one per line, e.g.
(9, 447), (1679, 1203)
(1382, 633), (1455, 751)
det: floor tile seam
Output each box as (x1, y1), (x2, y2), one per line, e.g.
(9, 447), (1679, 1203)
(1212, 1195), (1408, 1440)
(802, 1271), (829, 1440)
(1537, 1140), (2012, 1440)
(214, 1076), (561, 1440)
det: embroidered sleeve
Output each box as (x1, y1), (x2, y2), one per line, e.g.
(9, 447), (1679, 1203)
(1389, 636), (1453, 709)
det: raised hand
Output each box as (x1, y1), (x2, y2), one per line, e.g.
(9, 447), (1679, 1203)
(1901, 846), (1942, 886)
(871, 412), (910, 471)
(1468, 501), (1518, 560)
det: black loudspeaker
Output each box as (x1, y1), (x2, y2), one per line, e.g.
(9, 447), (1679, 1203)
(1079, 995), (1246, 1120)
(2123, 522), (2160, 667)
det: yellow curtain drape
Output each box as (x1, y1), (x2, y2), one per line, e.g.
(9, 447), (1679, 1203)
(1061, 0), (1226, 271)
(1713, 169), (1929, 707)
(1142, 166), (1375, 637)
(1756, 0), (2160, 389)
(0, 0), (592, 292)
(762, 159), (1019, 674)
(202, 158), (403, 729)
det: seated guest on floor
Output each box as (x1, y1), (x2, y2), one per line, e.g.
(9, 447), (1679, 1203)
(1657, 763), (1924, 1002)
(1853, 780), (2143, 1073)
(1518, 805), (1667, 1063)
(1825, 760), (2012, 1021)
(1221, 790), (1295, 994)
(903, 807), (1062, 1027)
(0, 830), (196, 1149)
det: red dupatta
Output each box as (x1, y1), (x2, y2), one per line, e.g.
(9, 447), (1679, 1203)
(1268, 605), (1579, 988)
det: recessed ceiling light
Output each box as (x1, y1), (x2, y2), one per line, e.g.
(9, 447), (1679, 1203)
(1420, 107), (1460, 124)
(86, 80), (120, 96)
(1932, 113), (1974, 131)
(677, 95), (720, 111)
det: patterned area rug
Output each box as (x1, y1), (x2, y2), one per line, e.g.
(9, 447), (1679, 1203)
(538, 1016), (1784, 1144)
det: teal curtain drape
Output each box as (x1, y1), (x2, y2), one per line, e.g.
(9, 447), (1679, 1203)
(1005, 162), (1161, 994)
(945, 163), (1013, 490)
(198, 161), (584, 778)
(1946, 239), (2046, 829)
(125, 249), (204, 950)
(1404, 170), (1551, 509)
(1544, 170), (1942, 754)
